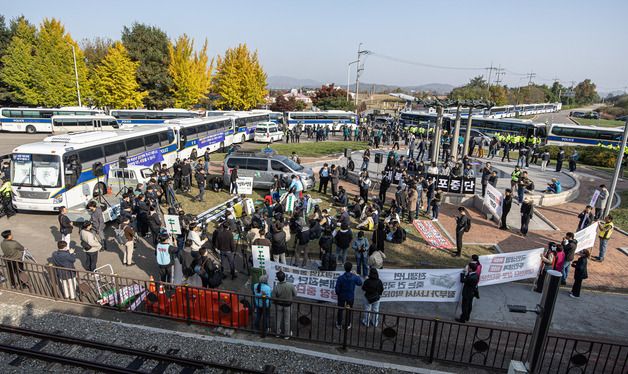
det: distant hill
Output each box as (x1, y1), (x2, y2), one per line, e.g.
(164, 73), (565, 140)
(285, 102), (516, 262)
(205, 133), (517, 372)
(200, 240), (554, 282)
(267, 75), (455, 94)
(267, 76), (322, 89)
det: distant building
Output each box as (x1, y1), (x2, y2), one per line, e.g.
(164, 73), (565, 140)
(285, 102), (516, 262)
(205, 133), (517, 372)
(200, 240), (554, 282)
(283, 89), (313, 105)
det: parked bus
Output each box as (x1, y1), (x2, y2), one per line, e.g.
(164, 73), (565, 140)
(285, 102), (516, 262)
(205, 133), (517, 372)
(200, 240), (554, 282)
(51, 115), (119, 133)
(167, 116), (235, 159)
(109, 108), (200, 126)
(269, 111), (285, 126)
(10, 126), (177, 213)
(0, 107), (104, 133)
(400, 112), (547, 138)
(286, 110), (357, 130)
(547, 123), (624, 146)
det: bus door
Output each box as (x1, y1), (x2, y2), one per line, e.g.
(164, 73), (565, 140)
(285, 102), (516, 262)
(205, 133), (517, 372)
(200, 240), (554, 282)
(93, 119), (102, 131)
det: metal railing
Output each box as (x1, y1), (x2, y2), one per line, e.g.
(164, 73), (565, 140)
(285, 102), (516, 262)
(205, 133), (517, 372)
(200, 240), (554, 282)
(0, 257), (625, 373)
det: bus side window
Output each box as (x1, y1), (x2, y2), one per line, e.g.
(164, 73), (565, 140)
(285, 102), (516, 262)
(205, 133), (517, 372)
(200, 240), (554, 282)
(63, 154), (81, 188)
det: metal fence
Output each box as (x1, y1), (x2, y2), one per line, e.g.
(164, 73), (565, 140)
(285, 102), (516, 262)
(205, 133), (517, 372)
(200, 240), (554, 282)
(0, 257), (626, 373)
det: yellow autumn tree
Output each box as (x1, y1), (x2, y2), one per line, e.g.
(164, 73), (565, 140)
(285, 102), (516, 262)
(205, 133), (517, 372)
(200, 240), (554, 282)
(91, 42), (147, 108)
(167, 34), (212, 108)
(212, 43), (267, 110)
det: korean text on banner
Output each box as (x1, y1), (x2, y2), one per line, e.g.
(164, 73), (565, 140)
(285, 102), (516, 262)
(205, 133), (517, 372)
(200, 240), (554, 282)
(266, 262), (463, 303)
(236, 177), (254, 195)
(574, 223), (598, 252)
(378, 268), (463, 302)
(252, 245), (270, 271)
(478, 248), (544, 286)
(163, 215), (181, 235)
(483, 183), (503, 217)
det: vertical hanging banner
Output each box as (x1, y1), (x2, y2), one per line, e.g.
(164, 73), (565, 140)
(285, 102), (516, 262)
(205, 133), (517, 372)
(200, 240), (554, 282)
(252, 245), (271, 271)
(483, 183), (503, 217)
(589, 190), (600, 207)
(478, 248), (544, 286)
(574, 223), (598, 252)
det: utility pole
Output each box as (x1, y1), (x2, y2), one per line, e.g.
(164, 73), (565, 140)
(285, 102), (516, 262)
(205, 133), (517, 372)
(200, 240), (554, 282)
(463, 107), (474, 157)
(69, 43), (82, 107)
(355, 43), (364, 108)
(553, 77), (561, 101)
(431, 105), (444, 163)
(495, 67), (506, 85)
(486, 62), (494, 88)
(526, 71), (536, 86)
(347, 60), (359, 102)
(604, 120), (628, 218)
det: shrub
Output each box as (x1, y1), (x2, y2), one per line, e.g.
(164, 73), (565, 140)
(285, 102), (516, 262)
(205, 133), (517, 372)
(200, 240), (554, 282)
(539, 145), (623, 168)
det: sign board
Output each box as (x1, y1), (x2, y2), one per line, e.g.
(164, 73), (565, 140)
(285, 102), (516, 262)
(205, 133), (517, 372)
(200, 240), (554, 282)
(243, 198), (255, 216)
(589, 190), (600, 207)
(413, 220), (454, 249)
(478, 248), (544, 286)
(252, 245), (270, 271)
(163, 215), (181, 235)
(236, 177), (254, 195)
(574, 222), (598, 253)
(285, 193), (296, 213)
(266, 262), (463, 303)
(483, 183), (503, 217)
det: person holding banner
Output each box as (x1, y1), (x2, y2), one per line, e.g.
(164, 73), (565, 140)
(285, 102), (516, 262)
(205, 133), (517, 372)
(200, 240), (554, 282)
(361, 268), (384, 327)
(593, 215), (614, 262)
(456, 262), (479, 323)
(520, 197), (534, 237)
(335, 262), (363, 329)
(594, 185), (609, 220)
(253, 275), (272, 332)
(561, 233), (578, 285)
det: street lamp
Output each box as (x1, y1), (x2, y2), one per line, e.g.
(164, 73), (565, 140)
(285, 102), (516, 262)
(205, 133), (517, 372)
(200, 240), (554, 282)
(347, 60), (359, 102)
(68, 43), (82, 107)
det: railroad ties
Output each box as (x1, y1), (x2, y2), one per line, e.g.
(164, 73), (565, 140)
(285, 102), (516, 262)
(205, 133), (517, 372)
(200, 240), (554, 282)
(0, 324), (275, 373)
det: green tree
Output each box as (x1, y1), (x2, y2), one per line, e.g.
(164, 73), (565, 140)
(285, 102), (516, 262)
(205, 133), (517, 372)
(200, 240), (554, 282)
(449, 76), (488, 101)
(31, 18), (89, 106)
(0, 18), (37, 104)
(168, 34), (213, 108)
(91, 42), (146, 108)
(122, 23), (173, 108)
(212, 43), (267, 110)
(574, 79), (599, 104)
(311, 83), (354, 110)
(0, 15), (21, 105)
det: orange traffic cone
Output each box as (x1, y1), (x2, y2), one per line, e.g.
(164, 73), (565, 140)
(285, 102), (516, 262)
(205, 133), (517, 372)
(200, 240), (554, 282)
(148, 275), (156, 293)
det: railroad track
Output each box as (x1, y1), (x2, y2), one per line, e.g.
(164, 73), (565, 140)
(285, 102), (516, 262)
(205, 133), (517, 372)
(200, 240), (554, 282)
(0, 324), (275, 373)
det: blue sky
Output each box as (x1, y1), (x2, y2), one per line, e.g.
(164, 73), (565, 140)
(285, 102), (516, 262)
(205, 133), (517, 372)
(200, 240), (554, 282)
(4, 0), (627, 91)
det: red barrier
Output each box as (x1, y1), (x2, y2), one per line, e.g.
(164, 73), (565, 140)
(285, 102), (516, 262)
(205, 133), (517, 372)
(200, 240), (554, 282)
(146, 285), (249, 328)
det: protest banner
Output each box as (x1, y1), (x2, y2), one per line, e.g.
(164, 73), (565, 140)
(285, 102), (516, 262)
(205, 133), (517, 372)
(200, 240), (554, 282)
(413, 220), (454, 249)
(266, 262), (462, 303)
(483, 183), (503, 218)
(252, 245), (271, 271)
(478, 248), (544, 286)
(574, 223), (598, 252)
(236, 177), (254, 195)
(378, 268), (463, 302)
(589, 190), (600, 207)
(163, 215), (181, 235)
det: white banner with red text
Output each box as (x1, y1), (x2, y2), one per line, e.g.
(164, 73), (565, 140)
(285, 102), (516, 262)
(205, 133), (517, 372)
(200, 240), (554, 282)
(478, 248), (544, 286)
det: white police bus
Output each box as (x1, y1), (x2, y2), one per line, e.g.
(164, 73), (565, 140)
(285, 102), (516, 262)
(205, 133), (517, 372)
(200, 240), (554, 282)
(286, 110), (357, 130)
(11, 126), (178, 213)
(51, 115), (119, 132)
(167, 116), (235, 159)
(0, 107), (104, 133)
(109, 108), (200, 126)
(547, 123), (624, 146)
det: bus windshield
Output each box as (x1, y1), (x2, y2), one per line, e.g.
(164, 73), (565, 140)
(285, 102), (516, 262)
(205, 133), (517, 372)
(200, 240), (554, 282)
(11, 154), (61, 188)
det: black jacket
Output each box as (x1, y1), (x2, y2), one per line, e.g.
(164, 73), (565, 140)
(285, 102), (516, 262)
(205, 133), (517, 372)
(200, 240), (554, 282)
(573, 256), (588, 280)
(461, 271), (479, 299)
(456, 215), (469, 233)
(148, 213), (162, 233)
(319, 234), (333, 252)
(59, 214), (73, 234)
(521, 202), (534, 218)
(334, 229), (353, 250)
(502, 195), (513, 214)
(271, 230), (287, 255)
(362, 277), (384, 304)
(214, 228), (235, 252)
(563, 239), (578, 262)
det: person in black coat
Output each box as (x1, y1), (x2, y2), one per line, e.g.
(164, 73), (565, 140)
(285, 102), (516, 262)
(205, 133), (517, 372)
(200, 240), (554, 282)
(148, 206), (162, 246)
(456, 262), (479, 323)
(520, 197), (534, 237)
(570, 249), (589, 298)
(361, 267), (384, 327)
(454, 207), (470, 257)
(577, 205), (594, 231)
(556, 147), (565, 172)
(499, 189), (513, 230)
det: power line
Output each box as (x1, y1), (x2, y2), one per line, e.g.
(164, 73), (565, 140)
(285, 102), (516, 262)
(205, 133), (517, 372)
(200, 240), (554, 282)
(368, 52), (485, 71)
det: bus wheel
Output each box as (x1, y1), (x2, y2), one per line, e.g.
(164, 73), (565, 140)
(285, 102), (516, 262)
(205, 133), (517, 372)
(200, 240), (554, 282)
(269, 139), (274, 145)
(26, 125), (36, 134)
(220, 142), (225, 152)
(93, 182), (107, 197)
(241, 134), (246, 143)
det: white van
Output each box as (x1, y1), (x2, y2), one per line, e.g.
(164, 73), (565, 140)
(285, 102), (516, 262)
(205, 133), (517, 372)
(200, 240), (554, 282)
(254, 122), (283, 143)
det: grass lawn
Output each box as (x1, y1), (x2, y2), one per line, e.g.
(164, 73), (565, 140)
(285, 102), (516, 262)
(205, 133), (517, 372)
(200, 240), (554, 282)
(174, 182), (495, 268)
(589, 165), (628, 179)
(241, 141), (369, 158)
(573, 118), (625, 127)
(614, 190), (628, 230)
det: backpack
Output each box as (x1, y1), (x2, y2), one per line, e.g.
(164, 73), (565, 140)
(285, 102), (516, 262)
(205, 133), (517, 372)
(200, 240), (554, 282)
(464, 218), (472, 233)
(320, 251), (337, 271)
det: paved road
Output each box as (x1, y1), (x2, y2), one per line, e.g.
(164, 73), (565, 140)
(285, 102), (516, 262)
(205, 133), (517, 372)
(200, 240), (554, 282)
(531, 104), (603, 125)
(0, 132), (48, 156)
